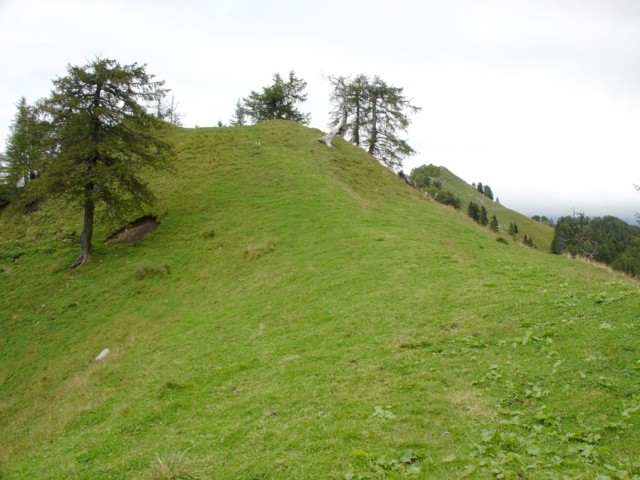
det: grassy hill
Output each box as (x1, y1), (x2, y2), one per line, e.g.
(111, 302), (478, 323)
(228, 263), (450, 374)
(1, 121), (639, 479)
(414, 165), (555, 252)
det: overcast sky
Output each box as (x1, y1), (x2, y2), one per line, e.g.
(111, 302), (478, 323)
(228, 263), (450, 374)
(1, 0), (639, 221)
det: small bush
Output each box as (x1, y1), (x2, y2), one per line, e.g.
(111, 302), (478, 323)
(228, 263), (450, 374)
(436, 190), (461, 210)
(496, 237), (509, 245)
(425, 187), (461, 210)
(134, 265), (171, 280)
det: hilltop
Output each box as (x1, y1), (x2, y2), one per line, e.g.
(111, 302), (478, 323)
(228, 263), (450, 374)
(1, 121), (639, 479)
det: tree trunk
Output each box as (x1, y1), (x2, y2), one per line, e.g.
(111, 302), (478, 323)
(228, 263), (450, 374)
(318, 128), (339, 148)
(353, 101), (361, 146)
(71, 183), (95, 268)
(318, 108), (348, 148)
(368, 95), (378, 155)
(71, 84), (102, 268)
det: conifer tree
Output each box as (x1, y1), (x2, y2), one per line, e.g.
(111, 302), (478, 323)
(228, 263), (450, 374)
(327, 74), (420, 169)
(508, 222), (519, 238)
(4, 96), (46, 192)
(244, 71), (310, 124)
(35, 58), (172, 267)
(479, 205), (489, 226)
(408, 164), (431, 190)
(467, 201), (480, 222)
(490, 215), (499, 232)
(155, 94), (183, 126)
(229, 98), (247, 126)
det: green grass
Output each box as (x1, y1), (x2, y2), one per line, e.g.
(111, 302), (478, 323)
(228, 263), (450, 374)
(424, 165), (555, 251)
(1, 120), (639, 479)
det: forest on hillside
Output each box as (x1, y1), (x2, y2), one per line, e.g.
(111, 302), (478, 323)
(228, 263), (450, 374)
(552, 212), (640, 276)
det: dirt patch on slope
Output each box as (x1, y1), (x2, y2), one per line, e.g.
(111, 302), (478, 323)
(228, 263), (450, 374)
(106, 215), (159, 244)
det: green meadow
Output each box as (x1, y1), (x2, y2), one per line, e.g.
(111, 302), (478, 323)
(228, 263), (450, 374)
(1, 121), (638, 479)
(416, 165), (555, 252)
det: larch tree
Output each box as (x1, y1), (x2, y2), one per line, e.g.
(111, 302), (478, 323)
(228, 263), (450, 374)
(327, 74), (420, 170)
(156, 94), (183, 126)
(37, 58), (172, 268)
(243, 71), (310, 125)
(326, 74), (370, 147)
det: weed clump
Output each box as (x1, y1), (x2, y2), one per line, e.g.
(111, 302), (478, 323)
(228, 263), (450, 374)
(147, 452), (201, 480)
(134, 264), (171, 280)
(244, 240), (275, 260)
(201, 228), (216, 239)
(158, 380), (189, 398)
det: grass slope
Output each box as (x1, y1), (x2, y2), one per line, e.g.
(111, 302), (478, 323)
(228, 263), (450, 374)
(424, 165), (555, 252)
(1, 121), (639, 479)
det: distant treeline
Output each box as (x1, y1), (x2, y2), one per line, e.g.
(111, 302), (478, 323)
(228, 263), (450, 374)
(552, 213), (640, 276)
(531, 215), (554, 226)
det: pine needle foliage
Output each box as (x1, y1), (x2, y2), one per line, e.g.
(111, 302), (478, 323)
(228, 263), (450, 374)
(34, 58), (173, 267)
(327, 74), (420, 170)
(243, 71), (310, 125)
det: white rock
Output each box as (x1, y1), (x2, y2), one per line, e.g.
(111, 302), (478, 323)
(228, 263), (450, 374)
(95, 348), (110, 361)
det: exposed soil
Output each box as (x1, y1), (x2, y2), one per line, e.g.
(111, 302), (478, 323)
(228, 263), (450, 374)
(105, 215), (159, 244)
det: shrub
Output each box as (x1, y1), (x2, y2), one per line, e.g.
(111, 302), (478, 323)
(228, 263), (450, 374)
(467, 202), (480, 222)
(523, 235), (536, 248)
(435, 190), (461, 210)
(489, 215), (499, 233)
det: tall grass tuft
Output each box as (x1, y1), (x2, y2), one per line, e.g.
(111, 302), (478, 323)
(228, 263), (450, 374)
(147, 452), (201, 480)
(134, 264), (171, 280)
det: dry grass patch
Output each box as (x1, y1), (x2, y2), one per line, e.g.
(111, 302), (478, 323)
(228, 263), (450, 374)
(448, 388), (493, 418)
(244, 239), (275, 260)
